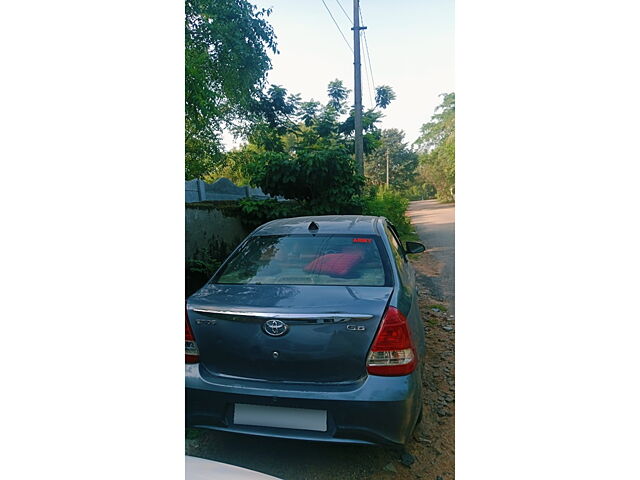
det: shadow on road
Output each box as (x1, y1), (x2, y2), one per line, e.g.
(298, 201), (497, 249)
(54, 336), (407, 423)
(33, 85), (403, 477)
(186, 428), (396, 480)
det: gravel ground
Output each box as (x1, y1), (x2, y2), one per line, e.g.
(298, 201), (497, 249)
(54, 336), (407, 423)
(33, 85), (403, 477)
(186, 201), (455, 479)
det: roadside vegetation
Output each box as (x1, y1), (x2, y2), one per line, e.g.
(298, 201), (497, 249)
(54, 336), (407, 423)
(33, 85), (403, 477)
(415, 93), (456, 203)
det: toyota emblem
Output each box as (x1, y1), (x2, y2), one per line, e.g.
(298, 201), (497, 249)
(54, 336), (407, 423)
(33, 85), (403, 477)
(262, 319), (289, 337)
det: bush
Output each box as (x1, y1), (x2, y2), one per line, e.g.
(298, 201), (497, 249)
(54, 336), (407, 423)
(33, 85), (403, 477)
(237, 198), (306, 229)
(362, 186), (413, 239)
(245, 146), (364, 214)
(405, 184), (436, 201)
(235, 186), (414, 240)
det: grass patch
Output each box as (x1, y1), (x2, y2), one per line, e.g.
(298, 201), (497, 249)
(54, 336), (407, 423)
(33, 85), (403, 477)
(427, 304), (448, 313)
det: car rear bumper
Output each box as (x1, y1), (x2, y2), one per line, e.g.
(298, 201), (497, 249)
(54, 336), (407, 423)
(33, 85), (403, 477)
(185, 364), (422, 446)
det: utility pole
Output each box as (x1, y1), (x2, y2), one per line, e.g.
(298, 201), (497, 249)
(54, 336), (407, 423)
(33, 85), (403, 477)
(386, 148), (390, 188)
(352, 0), (365, 176)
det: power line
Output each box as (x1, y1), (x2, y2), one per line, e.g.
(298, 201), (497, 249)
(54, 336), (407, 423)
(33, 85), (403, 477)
(331, 1), (373, 105)
(360, 8), (376, 90)
(321, 0), (353, 53)
(360, 28), (374, 107)
(363, 31), (375, 90)
(334, 0), (352, 23)
(362, 39), (373, 107)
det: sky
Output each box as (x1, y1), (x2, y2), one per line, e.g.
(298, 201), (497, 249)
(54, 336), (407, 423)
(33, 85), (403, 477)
(242, 0), (454, 147)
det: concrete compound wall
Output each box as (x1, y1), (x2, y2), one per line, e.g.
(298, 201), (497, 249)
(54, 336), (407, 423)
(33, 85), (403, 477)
(185, 205), (250, 263)
(185, 177), (286, 265)
(185, 177), (269, 203)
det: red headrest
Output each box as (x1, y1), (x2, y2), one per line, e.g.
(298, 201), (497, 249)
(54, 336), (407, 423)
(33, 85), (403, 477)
(303, 252), (365, 276)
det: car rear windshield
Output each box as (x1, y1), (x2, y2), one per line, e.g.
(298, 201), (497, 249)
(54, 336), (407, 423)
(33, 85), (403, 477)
(214, 234), (391, 286)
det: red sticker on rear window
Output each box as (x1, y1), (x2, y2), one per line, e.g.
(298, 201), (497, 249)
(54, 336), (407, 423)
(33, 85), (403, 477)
(352, 238), (372, 243)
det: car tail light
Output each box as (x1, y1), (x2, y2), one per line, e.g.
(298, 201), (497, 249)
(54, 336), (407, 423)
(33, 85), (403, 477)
(367, 306), (416, 376)
(185, 310), (199, 364)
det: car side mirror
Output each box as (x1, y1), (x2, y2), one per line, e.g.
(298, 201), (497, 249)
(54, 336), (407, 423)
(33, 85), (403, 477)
(405, 241), (426, 254)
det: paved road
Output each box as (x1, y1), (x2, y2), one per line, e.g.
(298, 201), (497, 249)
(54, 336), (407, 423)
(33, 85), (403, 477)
(407, 200), (455, 314)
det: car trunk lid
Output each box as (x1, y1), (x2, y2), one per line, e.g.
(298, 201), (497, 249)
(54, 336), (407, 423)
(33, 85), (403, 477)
(187, 284), (393, 383)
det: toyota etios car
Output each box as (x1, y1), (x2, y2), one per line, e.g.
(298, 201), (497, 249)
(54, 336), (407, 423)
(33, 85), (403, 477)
(186, 215), (427, 446)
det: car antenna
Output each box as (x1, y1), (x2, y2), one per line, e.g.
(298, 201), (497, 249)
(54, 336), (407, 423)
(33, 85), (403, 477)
(308, 221), (319, 232)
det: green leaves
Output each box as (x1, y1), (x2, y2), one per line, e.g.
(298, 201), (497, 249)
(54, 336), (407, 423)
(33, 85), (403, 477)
(240, 145), (364, 215)
(206, 77), (400, 213)
(327, 79), (351, 113)
(364, 129), (419, 190)
(415, 92), (455, 152)
(185, 0), (278, 179)
(375, 85), (396, 109)
(299, 101), (321, 127)
(362, 187), (413, 239)
(247, 84), (302, 151)
(415, 93), (455, 202)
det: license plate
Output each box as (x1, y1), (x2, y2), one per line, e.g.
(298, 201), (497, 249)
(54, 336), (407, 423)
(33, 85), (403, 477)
(233, 403), (327, 432)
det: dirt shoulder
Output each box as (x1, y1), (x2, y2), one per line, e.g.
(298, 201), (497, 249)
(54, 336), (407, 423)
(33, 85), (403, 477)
(406, 252), (455, 480)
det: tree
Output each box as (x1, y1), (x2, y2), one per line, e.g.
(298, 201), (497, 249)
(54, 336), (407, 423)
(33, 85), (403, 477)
(253, 79), (390, 154)
(299, 101), (321, 127)
(365, 129), (419, 190)
(415, 92), (454, 150)
(245, 146), (364, 214)
(415, 93), (455, 202)
(375, 85), (396, 109)
(247, 84), (300, 152)
(212, 79), (398, 212)
(327, 79), (350, 113)
(185, 0), (277, 179)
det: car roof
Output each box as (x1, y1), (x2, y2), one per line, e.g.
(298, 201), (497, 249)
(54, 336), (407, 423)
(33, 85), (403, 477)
(253, 215), (384, 236)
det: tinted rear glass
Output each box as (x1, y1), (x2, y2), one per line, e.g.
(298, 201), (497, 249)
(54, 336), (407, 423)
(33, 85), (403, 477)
(214, 235), (391, 286)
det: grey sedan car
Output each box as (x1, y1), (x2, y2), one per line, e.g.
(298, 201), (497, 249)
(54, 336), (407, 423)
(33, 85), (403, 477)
(186, 215), (426, 446)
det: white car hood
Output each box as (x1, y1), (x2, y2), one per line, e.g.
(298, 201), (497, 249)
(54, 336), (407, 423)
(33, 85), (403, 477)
(186, 456), (280, 480)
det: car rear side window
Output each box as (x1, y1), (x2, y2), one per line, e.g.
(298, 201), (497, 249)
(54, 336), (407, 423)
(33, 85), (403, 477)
(214, 235), (391, 286)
